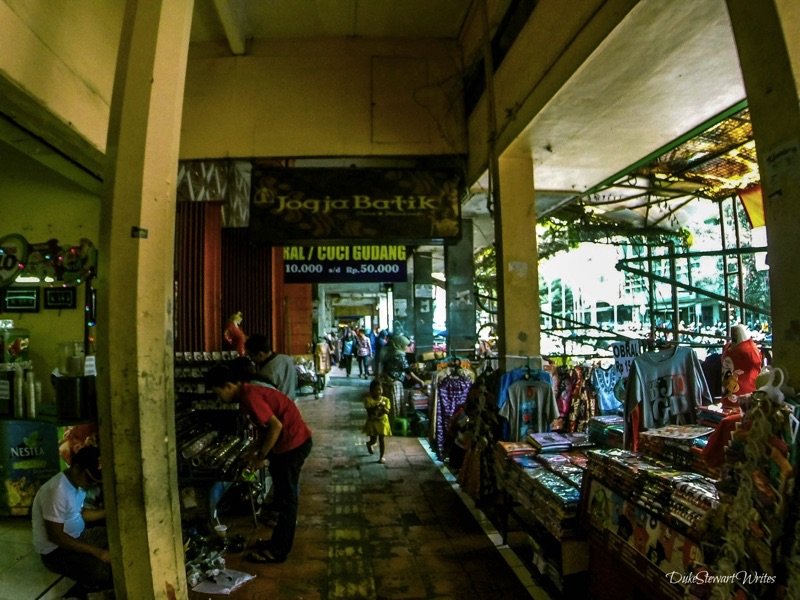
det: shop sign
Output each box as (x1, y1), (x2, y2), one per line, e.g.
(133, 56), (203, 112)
(610, 339), (641, 378)
(282, 245), (407, 283)
(250, 166), (463, 244)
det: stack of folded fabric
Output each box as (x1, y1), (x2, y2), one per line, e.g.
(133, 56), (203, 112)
(587, 415), (625, 448)
(586, 448), (719, 537)
(494, 440), (539, 497)
(639, 424), (715, 476)
(506, 450), (588, 538)
(561, 431), (594, 450)
(527, 431), (572, 453)
(670, 476), (719, 529)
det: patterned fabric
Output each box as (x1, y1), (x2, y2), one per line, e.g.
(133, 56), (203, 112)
(591, 365), (622, 414)
(435, 373), (472, 456)
(566, 366), (597, 432)
(457, 381), (500, 504)
(379, 375), (405, 418)
(382, 351), (409, 382)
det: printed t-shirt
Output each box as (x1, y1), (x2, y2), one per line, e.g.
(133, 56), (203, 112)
(721, 338), (762, 394)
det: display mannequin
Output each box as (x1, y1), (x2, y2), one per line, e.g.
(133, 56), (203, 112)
(223, 311), (247, 356)
(721, 324), (762, 395)
(701, 325), (763, 468)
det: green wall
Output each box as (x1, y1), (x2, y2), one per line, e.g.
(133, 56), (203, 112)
(1, 141), (100, 404)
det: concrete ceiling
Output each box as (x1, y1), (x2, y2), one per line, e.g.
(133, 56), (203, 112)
(508, 0), (747, 229)
(190, 0), (474, 48)
(191, 0), (748, 234)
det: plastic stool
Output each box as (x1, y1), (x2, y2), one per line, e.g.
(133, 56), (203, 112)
(393, 417), (410, 436)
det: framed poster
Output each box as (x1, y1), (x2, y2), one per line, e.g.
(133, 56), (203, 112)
(2, 287), (39, 313)
(44, 287), (77, 310)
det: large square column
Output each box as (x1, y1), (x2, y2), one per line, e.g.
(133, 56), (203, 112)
(726, 0), (800, 381)
(98, 1), (194, 598)
(496, 155), (541, 362)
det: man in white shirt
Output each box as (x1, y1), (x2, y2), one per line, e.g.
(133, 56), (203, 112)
(31, 445), (111, 596)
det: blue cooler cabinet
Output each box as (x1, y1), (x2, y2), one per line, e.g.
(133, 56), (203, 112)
(0, 419), (60, 516)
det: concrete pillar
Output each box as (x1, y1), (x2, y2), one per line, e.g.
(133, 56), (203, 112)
(496, 155), (541, 362)
(445, 219), (476, 356)
(392, 256), (414, 337)
(413, 251), (434, 356)
(726, 0), (800, 382)
(98, 1), (193, 598)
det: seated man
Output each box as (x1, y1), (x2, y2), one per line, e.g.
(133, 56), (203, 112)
(31, 445), (111, 596)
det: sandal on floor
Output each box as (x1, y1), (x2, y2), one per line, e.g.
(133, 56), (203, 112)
(245, 549), (286, 564)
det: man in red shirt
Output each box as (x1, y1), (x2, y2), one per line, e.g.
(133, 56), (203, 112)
(206, 366), (313, 563)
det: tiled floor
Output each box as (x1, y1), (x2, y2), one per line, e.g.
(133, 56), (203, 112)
(1, 371), (555, 599)
(0, 517), (74, 599)
(190, 373), (554, 600)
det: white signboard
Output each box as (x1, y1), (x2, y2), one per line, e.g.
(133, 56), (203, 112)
(610, 339), (641, 378)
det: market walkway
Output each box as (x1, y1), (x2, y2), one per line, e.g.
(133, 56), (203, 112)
(191, 373), (551, 600)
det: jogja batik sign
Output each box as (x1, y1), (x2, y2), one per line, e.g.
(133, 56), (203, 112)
(282, 245), (408, 283)
(250, 166), (462, 244)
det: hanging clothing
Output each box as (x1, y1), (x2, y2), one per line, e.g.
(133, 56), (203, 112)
(496, 366), (551, 439)
(591, 365), (622, 415)
(555, 367), (574, 417)
(456, 380), (500, 504)
(434, 370), (473, 456)
(624, 345), (712, 451)
(566, 365), (598, 432)
(496, 365), (549, 410)
(499, 378), (558, 441)
(701, 351), (723, 398)
(721, 338), (762, 394)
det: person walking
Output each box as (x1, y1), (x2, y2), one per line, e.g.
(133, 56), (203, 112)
(205, 365), (313, 564)
(355, 328), (372, 379)
(363, 379), (392, 464)
(340, 329), (355, 377)
(368, 324), (380, 375)
(374, 328), (390, 376)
